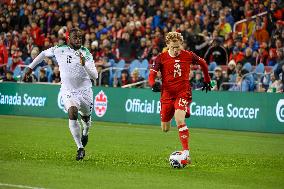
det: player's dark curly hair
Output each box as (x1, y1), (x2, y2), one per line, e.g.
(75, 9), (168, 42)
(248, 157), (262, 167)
(69, 27), (81, 35)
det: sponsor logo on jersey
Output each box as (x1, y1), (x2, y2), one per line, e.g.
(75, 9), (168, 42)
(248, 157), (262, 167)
(57, 91), (67, 113)
(276, 99), (284, 123)
(94, 90), (108, 117)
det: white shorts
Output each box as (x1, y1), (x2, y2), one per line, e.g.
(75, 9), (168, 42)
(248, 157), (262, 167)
(61, 88), (93, 116)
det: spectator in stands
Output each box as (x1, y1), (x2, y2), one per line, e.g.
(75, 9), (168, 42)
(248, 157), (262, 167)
(51, 65), (61, 83)
(10, 51), (23, 72)
(0, 37), (8, 76)
(114, 70), (130, 88)
(189, 70), (195, 87)
(271, 20), (283, 46)
(230, 46), (244, 65)
(191, 70), (204, 90)
(240, 69), (255, 92)
(2, 70), (16, 82)
(239, 11), (255, 38)
(217, 16), (232, 38)
(22, 37), (36, 62)
(275, 38), (283, 51)
(212, 67), (225, 91)
(38, 68), (47, 82)
(149, 47), (159, 66)
(227, 60), (237, 83)
(118, 32), (136, 62)
(254, 22), (270, 43)
(267, 73), (283, 93)
(129, 69), (144, 88)
(256, 43), (269, 65)
(274, 50), (284, 91)
(261, 70), (272, 91)
(241, 47), (256, 65)
(231, 0), (244, 21)
(229, 75), (242, 91)
(151, 9), (165, 30)
(25, 47), (45, 68)
(224, 6), (235, 28)
(19, 9), (30, 30)
(267, 48), (278, 66)
(204, 38), (228, 66)
(96, 64), (110, 87)
(247, 37), (259, 52)
(30, 21), (43, 47)
(136, 38), (149, 60)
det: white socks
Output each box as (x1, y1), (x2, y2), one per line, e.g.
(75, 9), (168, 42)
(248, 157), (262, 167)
(69, 120), (83, 149)
(81, 119), (91, 136)
(183, 150), (189, 156)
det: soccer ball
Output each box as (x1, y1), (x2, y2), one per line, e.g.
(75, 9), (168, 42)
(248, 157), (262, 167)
(169, 151), (188, 168)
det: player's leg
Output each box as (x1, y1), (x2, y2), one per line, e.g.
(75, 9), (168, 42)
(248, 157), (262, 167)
(62, 90), (85, 160)
(160, 100), (175, 132)
(174, 109), (189, 150)
(174, 97), (191, 163)
(79, 88), (93, 147)
(68, 106), (85, 160)
(80, 114), (91, 147)
(161, 121), (171, 132)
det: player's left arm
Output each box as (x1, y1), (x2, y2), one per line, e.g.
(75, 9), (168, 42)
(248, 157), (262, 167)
(148, 55), (162, 92)
(192, 52), (212, 93)
(80, 49), (98, 80)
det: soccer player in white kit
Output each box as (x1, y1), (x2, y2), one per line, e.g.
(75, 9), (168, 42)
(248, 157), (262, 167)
(24, 28), (98, 160)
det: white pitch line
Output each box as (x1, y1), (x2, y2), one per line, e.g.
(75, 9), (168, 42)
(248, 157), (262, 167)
(0, 183), (46, 189)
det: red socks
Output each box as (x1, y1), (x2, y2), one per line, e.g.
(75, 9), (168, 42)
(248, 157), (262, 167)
(178, 124), (189, 151)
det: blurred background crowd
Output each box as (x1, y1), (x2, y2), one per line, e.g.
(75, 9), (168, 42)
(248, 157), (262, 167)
(0, 0), (283, 92)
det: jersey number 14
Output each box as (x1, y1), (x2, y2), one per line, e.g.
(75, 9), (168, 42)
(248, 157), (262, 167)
(174, 63), (181, 77)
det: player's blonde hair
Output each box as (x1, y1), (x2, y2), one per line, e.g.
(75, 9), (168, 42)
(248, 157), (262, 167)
(165, 32), (184, 44)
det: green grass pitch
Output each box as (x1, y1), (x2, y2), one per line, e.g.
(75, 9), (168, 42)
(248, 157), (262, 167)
(0, 115), (284, 189)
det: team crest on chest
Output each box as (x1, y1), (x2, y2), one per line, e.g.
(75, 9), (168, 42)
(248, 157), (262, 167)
(74, 51), (80, 56)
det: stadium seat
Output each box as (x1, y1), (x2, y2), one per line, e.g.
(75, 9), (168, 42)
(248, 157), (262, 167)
(255, 63), (265, 74)
(220, 65), (228, 71)
(24, 57), (32, 65)
(45, 66), (53, 77)
(34, 66), (41, 79)
(107, 59), (116, 86)
(13, 65), (22, 78)
(7, 57), (13, 71)
(243, 62), (252, 72)
(253, 63), (265, 81)
(113, 59), (125, 79)
(272, 64), (278, 72)
(208, 62), (217, 72)
(129, 59), (140, 74)
(139, 59), (149, 79)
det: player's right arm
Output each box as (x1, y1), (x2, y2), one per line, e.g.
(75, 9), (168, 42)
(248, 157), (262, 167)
(148, 55), (161, 92)
(24, 46), (56, 80)
(192, 52), (212, 93)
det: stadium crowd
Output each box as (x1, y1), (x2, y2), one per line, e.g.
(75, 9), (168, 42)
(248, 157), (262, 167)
(0, 0), (283, 92)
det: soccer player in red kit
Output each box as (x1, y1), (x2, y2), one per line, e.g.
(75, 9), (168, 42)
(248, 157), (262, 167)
(148, 32), (212, 163)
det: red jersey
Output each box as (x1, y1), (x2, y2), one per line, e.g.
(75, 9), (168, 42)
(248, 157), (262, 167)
(149, 50), (210, 95)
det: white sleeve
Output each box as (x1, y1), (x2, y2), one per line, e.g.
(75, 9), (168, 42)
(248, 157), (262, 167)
(28, 46), (56, 69)
(84, 57), (98, 80)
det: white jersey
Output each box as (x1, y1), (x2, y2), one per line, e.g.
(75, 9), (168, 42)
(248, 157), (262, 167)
(29, 45), (98, 91)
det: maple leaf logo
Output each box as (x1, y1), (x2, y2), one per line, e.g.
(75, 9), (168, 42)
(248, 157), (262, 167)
(94, 90), (108, 117)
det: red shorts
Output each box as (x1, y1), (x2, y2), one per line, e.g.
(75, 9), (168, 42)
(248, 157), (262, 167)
(160, 91), (192, 122)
